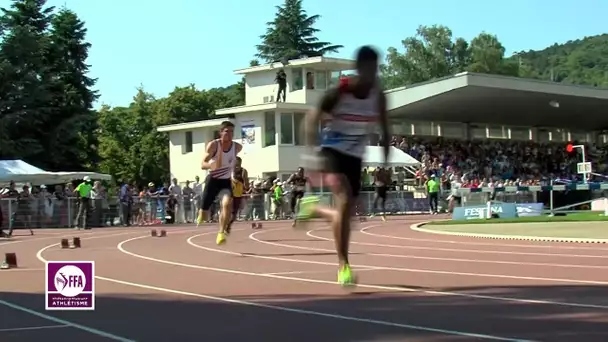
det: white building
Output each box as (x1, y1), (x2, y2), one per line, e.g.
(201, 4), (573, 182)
(157, 55), (608, 185)
(157, 56), (356, 183)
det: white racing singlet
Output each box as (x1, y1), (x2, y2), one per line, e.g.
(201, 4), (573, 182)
(320, 84), (379, 158)
(208, 140), (236, 179)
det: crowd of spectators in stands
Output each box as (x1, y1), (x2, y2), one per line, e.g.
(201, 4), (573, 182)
(386, 136), (607, 187)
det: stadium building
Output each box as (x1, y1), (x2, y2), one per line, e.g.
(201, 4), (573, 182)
(157, 56), (608, 184)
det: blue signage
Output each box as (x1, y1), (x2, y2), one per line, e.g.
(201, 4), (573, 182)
(452, 202), (544, 220)
(515, 203), (544, 217)
(453, 203), (518, 220)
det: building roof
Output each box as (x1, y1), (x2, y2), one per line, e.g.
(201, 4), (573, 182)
(387, 72), (608, 130)
(234, 56), (354, 75)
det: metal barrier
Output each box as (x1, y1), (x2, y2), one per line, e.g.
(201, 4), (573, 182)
(0, 191), (434, 232)
(456, 183), (608, 213)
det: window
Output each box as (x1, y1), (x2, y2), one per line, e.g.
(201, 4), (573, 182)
(264, 111), (276, 147)
(280, 113), (294, 144)
(184, 131), (193, 153)
(329, 71), (341, 88)
(306, 71), (314, 89)
(294, 113), (304, 145)
(291, 68), (303, 91)
(509, 128), (530, 140)
(315, 71), (327, 90)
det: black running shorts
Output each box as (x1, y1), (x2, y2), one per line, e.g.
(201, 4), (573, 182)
(202, 177), (232, 211)
(319, 147), (362, 197)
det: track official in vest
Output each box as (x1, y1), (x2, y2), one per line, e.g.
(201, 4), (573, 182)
(426, 174), (440, 215)
(74, 176), (93, 230)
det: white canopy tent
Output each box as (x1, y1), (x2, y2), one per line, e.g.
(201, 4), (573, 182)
(0, 160), (112, 186)
(364, 146), (421, 167)
(363, 146), (421, 177)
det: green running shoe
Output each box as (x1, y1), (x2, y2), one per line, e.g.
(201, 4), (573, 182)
(337, 264), (357, 287)
(296, 195), (320, 220)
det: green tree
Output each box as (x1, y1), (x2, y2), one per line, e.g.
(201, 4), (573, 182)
(256, 0), (343, 63)
(45, 7), (99, 170)
(380, 25), (517, 89)
(0, 0), (54, 163)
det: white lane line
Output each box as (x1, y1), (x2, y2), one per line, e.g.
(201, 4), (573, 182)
(0, 228), (201, 342)
(264, 267), (378, 276)
(135, 229), (608, 309)
(0, 324), (69, 332)
(360, 226), (608, 251)
(301, 230), (608, 270)
(246, 229), (608, 286)
(308, 229), (608, 259)
(36, 231), (534, 342)
(0, 299), (134, 341)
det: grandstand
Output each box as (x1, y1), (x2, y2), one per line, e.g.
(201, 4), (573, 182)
(380, 72), (608, 211)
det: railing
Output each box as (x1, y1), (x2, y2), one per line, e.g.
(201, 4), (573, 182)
(0, 191), (434, 232)
(456, 183), (608, 213)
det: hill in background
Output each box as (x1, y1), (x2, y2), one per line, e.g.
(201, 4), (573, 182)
(514, 34), (608, 87)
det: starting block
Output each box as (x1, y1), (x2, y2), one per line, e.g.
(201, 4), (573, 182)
(159, 230), (167, 237)
(151, 229), (166, 237)
(151, 229), (157, 237)
(1, 253), (17, 269)
(60, 238), (80, 249)
(251, 222), (262, 229)
(359, 217), (367, 222)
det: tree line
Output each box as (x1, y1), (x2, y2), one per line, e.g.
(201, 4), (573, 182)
(1, 0), (604, 185)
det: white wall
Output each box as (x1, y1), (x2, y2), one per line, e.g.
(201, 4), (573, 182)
(168, 128), (214, 183)
(244, 66), (340, 106)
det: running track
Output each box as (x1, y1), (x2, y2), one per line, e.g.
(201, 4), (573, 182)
(1, 215), (608, 341)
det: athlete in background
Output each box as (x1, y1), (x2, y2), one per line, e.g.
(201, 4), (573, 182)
(297, 46), (389, 286)
(199, 121), (242, 245)
(286, 167), (308, 227)
(228, 156), (249, 233)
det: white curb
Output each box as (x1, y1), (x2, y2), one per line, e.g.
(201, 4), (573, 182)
(410, 221), (608, 244)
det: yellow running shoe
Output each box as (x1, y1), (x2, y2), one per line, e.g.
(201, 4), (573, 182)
(196, 211), (204, 227)
(337, 264), (357, 287)
(216, 232), (226, 245)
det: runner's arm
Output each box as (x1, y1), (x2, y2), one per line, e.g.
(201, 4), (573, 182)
(242, 169), (250, 191)
(201, 141), (218, 170)
(378, 88), (390, 164)
(303, 88), (341, 146)
(235, 142), (243, 154)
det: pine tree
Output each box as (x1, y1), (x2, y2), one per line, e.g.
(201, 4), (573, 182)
(46, 7), (99, 170)
(256, 0), (343, 63)
(0, 0), (55, 162)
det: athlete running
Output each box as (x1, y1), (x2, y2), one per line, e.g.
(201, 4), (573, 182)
(199, 121), (242, 245)
(370, 167), (388, 221)
(286, 167), (308, 227)
(296, 46), (389, 286)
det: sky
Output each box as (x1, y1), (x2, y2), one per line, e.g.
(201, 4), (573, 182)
(33, 0), (608, 108)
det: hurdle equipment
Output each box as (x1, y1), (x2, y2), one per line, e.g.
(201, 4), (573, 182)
(60, 239), (70, 249)
(151, 229), (158, 237)
(159, 230), (167, 237)
(72, 237), (81, 248)
(3, 253), (17, 269)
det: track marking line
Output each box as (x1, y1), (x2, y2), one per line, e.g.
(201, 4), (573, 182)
(0, 324), (69, 332)
(95, 228), (608, 310)
(246, 229), (608, 286)
(308, 229), (608, 259)
(0, 299), (135, 341)
(0, 228), (202, 342)
(264, 267), (378, 276)
(34, 232), (535, 341)
(302, 230), (608, 270)
(360, 226), (608, 251)
(411, 223), (608, 244)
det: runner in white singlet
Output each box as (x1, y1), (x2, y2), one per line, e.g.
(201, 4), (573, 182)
(297, 46), (390, 287)
(200, 121), (242, 245)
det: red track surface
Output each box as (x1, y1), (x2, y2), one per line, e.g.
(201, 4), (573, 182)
(1, 215), (608, 341)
